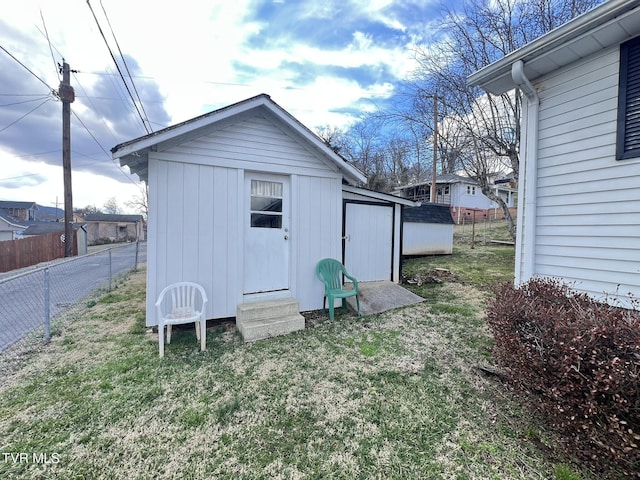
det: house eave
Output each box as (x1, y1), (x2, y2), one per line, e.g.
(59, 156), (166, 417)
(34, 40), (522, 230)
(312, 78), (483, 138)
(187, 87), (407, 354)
(468, 0), (640, 94)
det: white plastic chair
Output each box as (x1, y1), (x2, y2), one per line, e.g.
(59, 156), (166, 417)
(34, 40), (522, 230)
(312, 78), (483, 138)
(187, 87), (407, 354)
(155, 282), (208, 358)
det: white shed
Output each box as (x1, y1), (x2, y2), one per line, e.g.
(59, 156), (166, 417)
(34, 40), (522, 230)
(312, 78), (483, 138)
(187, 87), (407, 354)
(113, 94), (411, 334)
(468, 0), (640, 307)
(402, 204), (455, 256)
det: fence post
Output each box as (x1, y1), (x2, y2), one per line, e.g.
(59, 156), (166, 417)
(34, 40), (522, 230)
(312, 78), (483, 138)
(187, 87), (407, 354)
(135, 241), (139, 271)
(109, 249), (113, 291)
(44, 267), (51, 343)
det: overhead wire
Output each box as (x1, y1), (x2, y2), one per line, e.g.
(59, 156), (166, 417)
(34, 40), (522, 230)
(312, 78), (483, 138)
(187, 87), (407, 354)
(99, 0), (153, 133)
(0, 19), (143, 190)
(71, 109), (142, 187)
(86, 0), (150, 135)
(0, 96), (51, 107)
(40, 9), (60, 84)
(0, 97), (52, 134)
(0, 44), (56, 95)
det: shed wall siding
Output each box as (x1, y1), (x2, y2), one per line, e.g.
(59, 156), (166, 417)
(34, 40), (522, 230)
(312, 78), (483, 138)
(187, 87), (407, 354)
(533, 46), (640, 302)
(146, 160), (243, 326)
(292, 175), (342, 310)
(145, 162), (343, 325)
(154, 116), (341, 179)
(403, 223), (453, 256)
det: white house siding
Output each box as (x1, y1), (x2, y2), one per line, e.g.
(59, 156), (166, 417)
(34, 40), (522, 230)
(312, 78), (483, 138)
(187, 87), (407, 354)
(145, 114), (344, 325)
(451, 183), (496, 210)
(525, 46), (640, 304)
(403, 223), (453, 256)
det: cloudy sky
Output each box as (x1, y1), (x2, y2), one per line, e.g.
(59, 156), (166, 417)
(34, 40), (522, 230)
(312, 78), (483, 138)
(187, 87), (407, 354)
(0, 0), (445, 213)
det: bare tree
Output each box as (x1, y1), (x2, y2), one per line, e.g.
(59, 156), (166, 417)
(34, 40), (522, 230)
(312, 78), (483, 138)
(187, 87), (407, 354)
(315, 125), (345, 154)
(407, 0), (603, 239)
(74, 205), (101, 217)
(125, 185), (149, 220)
(336, 115), (390, 191)
(103, 196), (121, 215)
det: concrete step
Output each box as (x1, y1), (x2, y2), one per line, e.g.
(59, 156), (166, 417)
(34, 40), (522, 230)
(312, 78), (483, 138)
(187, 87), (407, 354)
(236, 298), (305, 342)
(236, 298), (300, 322)
(237, 313), (305, 342)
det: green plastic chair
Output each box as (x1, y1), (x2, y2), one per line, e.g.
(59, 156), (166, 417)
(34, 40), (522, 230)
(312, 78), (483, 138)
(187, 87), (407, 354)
(316, 258), (360, 321)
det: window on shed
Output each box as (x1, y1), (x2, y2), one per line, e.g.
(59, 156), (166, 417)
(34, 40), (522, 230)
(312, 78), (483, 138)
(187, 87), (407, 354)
(466, 185), (476, 195)
(250, 180), (283, 228)
(617, 36), (640, 160)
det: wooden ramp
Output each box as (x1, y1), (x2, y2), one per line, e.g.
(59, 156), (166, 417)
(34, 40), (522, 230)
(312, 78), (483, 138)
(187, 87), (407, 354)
(346, 281), (425, 316)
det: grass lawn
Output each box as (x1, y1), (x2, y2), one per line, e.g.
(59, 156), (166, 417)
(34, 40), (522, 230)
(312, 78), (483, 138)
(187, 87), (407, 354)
(0, 222), (592, 479)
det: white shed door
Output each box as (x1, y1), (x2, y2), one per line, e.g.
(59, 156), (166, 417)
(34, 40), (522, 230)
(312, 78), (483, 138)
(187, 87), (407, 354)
(244, 174), (290, 294)
(344, 203), (393, 282)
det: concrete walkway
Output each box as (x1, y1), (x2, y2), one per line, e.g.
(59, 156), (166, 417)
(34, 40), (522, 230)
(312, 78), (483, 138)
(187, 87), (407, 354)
(346, 281), (425, 316)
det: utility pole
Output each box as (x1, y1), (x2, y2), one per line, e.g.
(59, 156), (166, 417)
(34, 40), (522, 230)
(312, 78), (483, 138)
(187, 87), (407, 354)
(430, 92), (438, 204)
(59, 61), (75, 257)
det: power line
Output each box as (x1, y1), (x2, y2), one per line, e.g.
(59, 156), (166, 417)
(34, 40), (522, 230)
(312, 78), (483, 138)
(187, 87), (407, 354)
(0, 97), (52, 134)
(0, 96), (51, 107)
(86, 0), (150, 135)
(40, 9), (60, 84)
(99, 0), (152, 133)
(0, 93), (50, 97)
(71, 109), (142, 187)
(72, 71), (120, 145)
(0, 44), (56, 95)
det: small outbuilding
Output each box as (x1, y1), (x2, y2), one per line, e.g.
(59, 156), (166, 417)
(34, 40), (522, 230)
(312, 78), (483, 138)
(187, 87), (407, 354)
(402, 204), (455, 256)
(83, 213), (145, 244)
(113, 94), (413, 337)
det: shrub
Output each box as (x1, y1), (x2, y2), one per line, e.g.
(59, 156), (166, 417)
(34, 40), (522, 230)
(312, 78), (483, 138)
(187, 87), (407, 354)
(486, 277), (640, 479)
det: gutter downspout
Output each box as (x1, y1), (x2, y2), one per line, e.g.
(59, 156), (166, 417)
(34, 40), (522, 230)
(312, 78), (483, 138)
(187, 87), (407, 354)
(511, 60), (539, 285)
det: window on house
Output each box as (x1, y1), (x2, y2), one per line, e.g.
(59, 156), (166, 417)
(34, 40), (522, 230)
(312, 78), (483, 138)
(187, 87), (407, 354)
(616, 36), (640, 160)
(466, 185), (476, 195)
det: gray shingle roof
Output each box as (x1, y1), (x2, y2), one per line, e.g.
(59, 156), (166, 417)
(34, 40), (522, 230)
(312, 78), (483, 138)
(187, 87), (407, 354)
(84, 214), (143, 223)
(403, 204), (454, 225)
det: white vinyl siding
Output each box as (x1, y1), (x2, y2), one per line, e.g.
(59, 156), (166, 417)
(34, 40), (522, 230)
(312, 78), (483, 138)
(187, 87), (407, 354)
(531, 46), (640, 303)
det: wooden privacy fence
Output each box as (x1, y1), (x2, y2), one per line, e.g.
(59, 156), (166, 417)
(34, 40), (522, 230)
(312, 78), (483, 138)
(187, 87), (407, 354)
(0, 231), (78, 273)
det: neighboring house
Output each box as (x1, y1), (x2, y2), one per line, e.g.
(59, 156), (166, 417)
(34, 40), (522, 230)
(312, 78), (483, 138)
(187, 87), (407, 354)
(468, 0), (640, 307)
(0, 201), (38, 221)
(113, 94), (416, 331)
(83, 213), (145, 244)
(402, 204), (455, 256)
(393, 173), (517, 224)
(22, 222), (88, 255)
(0, 210), (26, 241)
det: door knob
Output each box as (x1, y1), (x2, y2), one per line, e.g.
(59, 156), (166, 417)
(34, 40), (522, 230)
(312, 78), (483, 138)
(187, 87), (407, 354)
(284, 235), (289, 240)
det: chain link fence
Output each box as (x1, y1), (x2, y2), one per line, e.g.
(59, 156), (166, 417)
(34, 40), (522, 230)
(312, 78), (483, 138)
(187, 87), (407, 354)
(0, 242), (146, 366)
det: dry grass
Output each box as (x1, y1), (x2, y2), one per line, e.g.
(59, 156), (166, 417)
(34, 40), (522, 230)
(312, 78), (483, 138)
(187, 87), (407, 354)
(0, 263), (590, 479)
